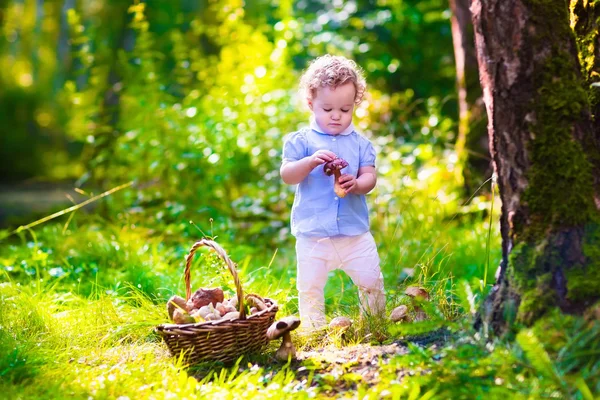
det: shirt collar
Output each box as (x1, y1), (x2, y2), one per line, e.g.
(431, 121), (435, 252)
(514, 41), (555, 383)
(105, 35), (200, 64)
(310, 117), (355, 136)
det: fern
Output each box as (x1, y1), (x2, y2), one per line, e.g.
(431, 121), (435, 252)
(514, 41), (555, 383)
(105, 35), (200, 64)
(516, 329), (568, 395)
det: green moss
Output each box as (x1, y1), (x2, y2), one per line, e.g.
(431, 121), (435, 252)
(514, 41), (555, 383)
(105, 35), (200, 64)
(507, 223), (600, 323)
(514, 2), (597, 241)
(508, 243), (557, 323)
(565, 267), (600, 301)
(528, 0), (573, 38)
(518, 280), (558, 324)
(508, 241), (539, 291)
(521, 49), (595, 240)
(566, 223), (600, 301)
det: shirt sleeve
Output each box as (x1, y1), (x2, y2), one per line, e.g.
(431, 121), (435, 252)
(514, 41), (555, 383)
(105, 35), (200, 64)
(359, 137), (376, 168)
(282, 131), (307, 164)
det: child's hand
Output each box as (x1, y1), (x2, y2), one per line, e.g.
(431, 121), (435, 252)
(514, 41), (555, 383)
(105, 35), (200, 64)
(338, 174), (357, 194)
(310, 150), (337, 168)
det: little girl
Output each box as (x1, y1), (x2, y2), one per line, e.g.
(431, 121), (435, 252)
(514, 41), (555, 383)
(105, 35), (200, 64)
(280, 55), (386, 329)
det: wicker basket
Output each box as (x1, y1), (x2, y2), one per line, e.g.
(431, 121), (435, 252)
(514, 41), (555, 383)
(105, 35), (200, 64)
(156, 239), (278, 364)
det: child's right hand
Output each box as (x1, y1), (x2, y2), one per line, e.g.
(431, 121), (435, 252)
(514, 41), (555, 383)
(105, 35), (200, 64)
(309, 150), (337, 168)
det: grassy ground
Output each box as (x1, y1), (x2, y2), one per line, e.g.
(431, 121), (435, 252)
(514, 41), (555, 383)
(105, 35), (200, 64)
(0, 196), (598, 399)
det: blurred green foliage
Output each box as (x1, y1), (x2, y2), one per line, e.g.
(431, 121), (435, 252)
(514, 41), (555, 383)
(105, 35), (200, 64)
(0, 0), (462, 243)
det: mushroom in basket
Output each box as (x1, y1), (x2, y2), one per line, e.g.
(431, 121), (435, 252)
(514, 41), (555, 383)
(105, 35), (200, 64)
(167, 288), (236, 324)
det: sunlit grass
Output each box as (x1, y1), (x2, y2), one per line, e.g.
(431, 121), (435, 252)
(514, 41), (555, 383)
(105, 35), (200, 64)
(2, 270), (594, 399)
(0, 188), (596, 398)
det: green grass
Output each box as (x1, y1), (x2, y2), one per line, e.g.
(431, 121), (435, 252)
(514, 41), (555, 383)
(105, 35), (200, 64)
(0, 193), (597, 399)
(1, 272), (597, 399)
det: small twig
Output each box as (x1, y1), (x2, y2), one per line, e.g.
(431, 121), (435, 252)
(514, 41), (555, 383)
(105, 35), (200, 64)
(0, 181), (133, 241)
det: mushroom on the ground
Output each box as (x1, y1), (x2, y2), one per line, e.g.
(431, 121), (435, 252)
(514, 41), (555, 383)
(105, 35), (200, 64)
(323, 158), (349, 198)
(329, 316), (353, 330)
(405, 286), (430, 321)
(267, 316), (301, 361)
(405, 286), (429, 300)
(186, 287), (224, 311)
(390, 305), (409, 322)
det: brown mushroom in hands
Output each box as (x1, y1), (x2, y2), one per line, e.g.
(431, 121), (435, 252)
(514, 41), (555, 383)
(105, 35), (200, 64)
(186, 287), (224, 311)
(323, 158), (349, 198)
(267, 316), (301, 361)
(405, 286), (430, 321)
(167, 295), (188, 321)
(390, 305), (409, 322)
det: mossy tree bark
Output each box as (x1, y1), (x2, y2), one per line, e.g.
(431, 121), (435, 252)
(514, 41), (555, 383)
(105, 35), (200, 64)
(471, 0), (600, 335)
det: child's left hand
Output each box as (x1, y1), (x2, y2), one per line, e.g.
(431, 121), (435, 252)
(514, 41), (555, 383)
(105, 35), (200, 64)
(338, 174), (357, 194)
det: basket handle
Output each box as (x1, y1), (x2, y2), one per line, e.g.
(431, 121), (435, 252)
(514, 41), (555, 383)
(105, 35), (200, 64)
(184, 239), (246, 320)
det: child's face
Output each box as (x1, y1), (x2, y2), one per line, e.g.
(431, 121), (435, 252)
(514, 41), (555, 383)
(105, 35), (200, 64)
(308, 82), (356, 135)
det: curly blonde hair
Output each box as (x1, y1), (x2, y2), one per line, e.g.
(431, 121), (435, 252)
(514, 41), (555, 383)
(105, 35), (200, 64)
(299, 55), (367, 105)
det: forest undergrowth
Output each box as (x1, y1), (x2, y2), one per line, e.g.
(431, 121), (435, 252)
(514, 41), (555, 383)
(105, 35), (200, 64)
(1, 186), (598, 399)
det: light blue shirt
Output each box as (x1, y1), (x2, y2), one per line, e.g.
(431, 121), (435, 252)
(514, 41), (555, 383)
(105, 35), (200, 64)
(282, 120), (376, 238)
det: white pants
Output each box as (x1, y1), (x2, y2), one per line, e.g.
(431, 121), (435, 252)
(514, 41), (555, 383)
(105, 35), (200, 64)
(296, 232), (386, 329)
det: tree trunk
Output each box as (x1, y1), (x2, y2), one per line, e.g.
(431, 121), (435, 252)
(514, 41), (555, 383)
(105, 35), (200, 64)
(449, 0), (489, 194)
(570, 0), (600, 208)
(471, 0), (600, 335)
